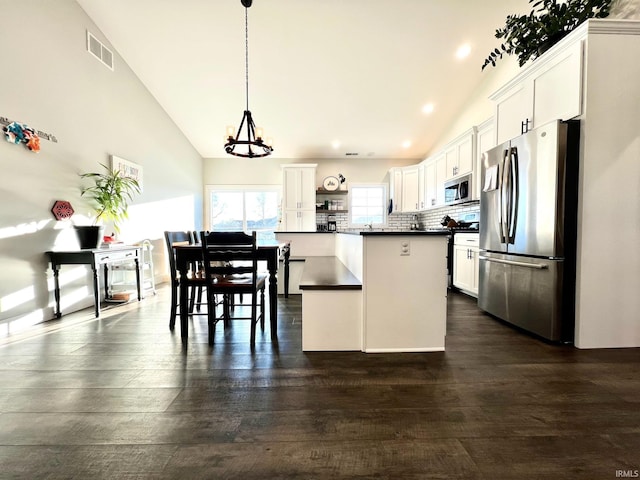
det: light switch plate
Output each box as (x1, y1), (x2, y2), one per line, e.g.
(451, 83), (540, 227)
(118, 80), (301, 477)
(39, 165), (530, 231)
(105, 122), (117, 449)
(400, 240), (410, 256)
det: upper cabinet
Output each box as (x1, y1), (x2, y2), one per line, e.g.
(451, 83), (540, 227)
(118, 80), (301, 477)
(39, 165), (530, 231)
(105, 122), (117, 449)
(282, 165), (316, 210)
(281, 164), (317, 231)
(388, 167), (403, 214)
(491, 40), (583, 144)
(425, 153), (447, 208)
(391, 126), (482, 213)
(443, 128), (476, 180)
(475, 118), (495, 200)
(401, 166), (420, 212)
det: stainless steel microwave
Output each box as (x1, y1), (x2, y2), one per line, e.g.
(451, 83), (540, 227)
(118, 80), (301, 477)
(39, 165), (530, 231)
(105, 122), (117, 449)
(444, 174), (472, 205)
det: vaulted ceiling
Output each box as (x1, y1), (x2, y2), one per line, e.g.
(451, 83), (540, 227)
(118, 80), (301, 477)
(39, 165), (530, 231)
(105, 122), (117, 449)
(77, 0), (528, 160)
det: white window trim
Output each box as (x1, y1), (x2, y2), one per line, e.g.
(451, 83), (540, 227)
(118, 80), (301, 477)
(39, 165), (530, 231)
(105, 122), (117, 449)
(348, 183), (388, 228)
(205, 184), (281, 231)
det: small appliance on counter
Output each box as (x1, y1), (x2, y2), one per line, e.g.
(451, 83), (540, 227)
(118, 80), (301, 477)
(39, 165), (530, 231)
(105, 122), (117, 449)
(327, 215), (337, 232)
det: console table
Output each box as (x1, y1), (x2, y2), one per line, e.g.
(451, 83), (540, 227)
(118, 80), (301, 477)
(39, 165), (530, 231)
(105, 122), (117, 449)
(46, 246), (143, 318)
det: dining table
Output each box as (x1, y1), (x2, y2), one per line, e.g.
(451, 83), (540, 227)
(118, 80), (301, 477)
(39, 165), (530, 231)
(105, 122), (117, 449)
(172, 240), (288, 342)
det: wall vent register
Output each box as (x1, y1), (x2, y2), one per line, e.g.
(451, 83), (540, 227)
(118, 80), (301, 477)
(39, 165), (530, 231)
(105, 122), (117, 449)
(87, 31), (114, 70)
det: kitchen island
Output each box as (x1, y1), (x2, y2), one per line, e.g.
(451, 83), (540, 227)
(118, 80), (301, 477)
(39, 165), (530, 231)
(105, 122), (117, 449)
(275, 230), (450, 352)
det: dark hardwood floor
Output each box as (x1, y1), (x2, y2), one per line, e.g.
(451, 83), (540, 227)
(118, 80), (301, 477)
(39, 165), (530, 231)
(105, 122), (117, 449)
(0, 287), (638, 479)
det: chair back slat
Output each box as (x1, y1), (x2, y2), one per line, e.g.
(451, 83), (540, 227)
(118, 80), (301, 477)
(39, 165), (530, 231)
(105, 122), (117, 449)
(200, 231), (259, 288)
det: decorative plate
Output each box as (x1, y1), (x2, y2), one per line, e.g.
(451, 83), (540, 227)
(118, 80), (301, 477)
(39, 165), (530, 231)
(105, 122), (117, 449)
(322, 176), (339, 191)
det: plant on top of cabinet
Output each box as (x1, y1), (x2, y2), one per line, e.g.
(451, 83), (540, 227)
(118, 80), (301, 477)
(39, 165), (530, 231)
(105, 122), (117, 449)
(481, 0), (611, 70)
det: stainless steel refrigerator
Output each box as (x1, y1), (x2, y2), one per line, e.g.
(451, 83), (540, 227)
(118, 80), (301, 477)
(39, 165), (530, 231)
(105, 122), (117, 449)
(478, 119), (580, 342)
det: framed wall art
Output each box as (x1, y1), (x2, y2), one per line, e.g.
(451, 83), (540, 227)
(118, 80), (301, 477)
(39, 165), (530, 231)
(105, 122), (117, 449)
(110, 155), (143, 192)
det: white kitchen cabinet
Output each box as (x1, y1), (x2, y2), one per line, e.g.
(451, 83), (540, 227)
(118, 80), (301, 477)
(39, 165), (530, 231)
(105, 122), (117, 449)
(425, 153), (447, 209)
(401, 166), (420, 212)
(282, 209), (316, 231)
(444, 128), (476, 180)
(435, 154), (447, 206)
(281, 164), (317, 231)
(475, 118), (495, 200)
(388, 167), (403, 213)
(417, 163), (426, 211)
(424, 161), (436, 209)
(492, 40), (583, 144)
(453, 233), (479, 297)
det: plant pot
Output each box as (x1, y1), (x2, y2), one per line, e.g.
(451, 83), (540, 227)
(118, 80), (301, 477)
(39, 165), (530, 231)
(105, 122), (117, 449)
(74, 225), (104, 249)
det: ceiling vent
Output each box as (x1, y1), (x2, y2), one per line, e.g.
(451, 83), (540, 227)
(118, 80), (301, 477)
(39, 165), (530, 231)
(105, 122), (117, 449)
(345, 152), (359, 156)
(87, 31), (114, 70)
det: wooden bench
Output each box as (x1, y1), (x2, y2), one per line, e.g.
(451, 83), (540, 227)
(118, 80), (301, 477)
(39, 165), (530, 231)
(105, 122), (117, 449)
(299, 256), (362, 351)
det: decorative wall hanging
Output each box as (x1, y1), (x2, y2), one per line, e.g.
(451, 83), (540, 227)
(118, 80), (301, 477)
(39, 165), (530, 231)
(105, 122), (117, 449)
(110, 155), (143, 192)
(51, 200), (75, 220)
(3, 121), (40, 152)
(0, 116), (57, 146)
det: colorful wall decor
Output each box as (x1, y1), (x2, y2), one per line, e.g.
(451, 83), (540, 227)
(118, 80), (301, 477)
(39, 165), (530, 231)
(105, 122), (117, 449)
(0, 116), (57, 150)
(3, 121), (41, 152)
(51, 200), (74, 220)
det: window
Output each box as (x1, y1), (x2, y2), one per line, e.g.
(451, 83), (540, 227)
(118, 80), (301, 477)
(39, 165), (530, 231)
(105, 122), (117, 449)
(206, 185), (280, 242)
(349, 184), (387, 227)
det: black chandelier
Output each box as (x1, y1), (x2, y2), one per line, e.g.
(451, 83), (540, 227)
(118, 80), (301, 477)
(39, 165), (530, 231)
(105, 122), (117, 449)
(224, 0), (273, 158)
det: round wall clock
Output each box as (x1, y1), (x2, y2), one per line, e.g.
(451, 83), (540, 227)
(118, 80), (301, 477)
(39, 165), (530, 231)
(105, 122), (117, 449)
(322, 176), (339, 191)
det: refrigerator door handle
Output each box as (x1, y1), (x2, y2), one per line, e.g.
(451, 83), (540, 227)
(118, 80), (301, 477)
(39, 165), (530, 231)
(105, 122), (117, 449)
(499, 148), (510, 243)
(508, 147), (519, 243)
(479, 256), (548, 270)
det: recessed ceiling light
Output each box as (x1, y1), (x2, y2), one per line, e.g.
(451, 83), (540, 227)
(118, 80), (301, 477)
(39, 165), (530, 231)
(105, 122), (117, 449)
(402, 140), (412, 149)
(422, 103), (435, 115)
(456, 43), (471, 60)
(331, 140), (341, 149)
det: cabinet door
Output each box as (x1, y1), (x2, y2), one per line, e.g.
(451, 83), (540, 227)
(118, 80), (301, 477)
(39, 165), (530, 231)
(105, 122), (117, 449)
(282, 168), (301, 210)
(281, 210), (298, 231)
(532, 40), (583, 129)
(444, 146), (458, 180)
(299, 210), (317, 231)
(457, 135), (474, 176)
(495, 82), (533, 145)
(453, 245), (474, 292)
(435, 155), (447, 206)
(283, 167), (316, 210)
(425, 161), (437, 208)
(298, 167), (316, 210)
(401, 166), (419, 212)
(417, 164), (426, 210)
(389, 168), (403, 213)
(453, 245), (479, 296)
(470, 247), (479, 294)
(475, 119), (496, 200)
(282, 210), (315, 231)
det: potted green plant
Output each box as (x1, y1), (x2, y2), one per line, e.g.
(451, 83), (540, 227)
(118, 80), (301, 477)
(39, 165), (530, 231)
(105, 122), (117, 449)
(482, 0), (612, 70)
(75, 163), (141, 248)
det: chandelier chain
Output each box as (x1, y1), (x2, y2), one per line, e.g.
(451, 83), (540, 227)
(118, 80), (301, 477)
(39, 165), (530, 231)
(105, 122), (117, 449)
(245, 6), (249, 112)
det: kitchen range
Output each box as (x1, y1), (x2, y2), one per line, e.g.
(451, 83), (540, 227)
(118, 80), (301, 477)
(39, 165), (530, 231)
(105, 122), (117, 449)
(428, 212), (480, 289)
(479, 119), (579, 343)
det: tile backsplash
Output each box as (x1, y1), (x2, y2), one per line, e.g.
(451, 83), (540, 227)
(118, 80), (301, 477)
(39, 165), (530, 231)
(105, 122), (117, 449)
(316, 201), (480, 231)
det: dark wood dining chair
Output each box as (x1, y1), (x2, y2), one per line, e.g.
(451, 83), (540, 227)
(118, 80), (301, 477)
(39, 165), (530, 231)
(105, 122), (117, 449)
(200, 231), (267, 347)
(164, 230), (205, 330)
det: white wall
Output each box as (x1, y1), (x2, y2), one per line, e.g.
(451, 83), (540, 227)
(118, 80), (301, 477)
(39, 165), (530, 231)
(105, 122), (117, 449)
(0, 0), (203, 330)
(203, 157), (416, 188)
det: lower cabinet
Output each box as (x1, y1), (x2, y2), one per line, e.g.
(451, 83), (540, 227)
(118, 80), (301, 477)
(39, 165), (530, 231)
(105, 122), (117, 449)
(453, 233), (479, 297)
(282, 209), (316, 231)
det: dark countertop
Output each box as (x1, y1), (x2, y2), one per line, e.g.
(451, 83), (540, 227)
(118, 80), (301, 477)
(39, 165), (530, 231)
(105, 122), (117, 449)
(339, 229), (451, 236)
(276, 229), (478, 236)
